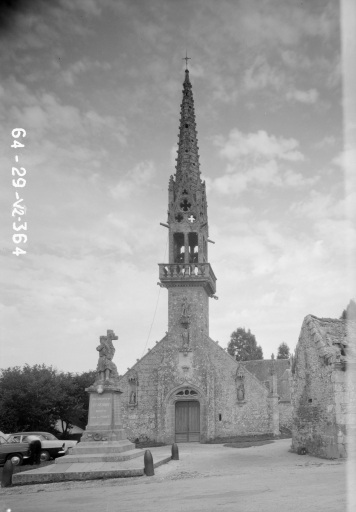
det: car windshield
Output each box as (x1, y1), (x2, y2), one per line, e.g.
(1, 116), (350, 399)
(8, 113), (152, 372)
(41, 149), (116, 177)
(41, 434), (57, 440)
(0, 436), (8, 444)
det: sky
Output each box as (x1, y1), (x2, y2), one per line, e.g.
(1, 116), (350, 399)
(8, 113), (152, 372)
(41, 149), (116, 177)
(1, 0), (355, 377)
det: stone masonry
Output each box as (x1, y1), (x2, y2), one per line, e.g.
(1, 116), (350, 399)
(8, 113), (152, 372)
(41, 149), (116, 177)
(117, 67), (280, 444)
(292, 315), (356, 458)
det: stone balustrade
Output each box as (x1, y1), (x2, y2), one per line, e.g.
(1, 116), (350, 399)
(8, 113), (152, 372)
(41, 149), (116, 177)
(158, 263), (216, 295)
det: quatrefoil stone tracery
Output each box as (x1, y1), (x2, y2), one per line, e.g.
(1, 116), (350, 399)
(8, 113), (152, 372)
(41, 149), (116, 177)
(180, 199), (191, 211)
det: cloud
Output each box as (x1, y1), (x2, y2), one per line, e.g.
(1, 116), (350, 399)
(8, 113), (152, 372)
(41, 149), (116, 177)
(314, 136), (336, 149)
(206, 129), (313, 195)
(243, 56), (284, 92)
(286, 88), (319, 104)
(61, 58), (112, 85)
(110, 161), (156, 199)
(214, 129), (304, 164)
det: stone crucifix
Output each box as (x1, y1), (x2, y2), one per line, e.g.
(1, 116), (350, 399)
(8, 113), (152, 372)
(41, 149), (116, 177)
(96, 329), (119, 382)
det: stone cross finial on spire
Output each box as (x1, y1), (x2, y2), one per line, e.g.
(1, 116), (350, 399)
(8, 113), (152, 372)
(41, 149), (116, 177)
(183, 51), (191, 69)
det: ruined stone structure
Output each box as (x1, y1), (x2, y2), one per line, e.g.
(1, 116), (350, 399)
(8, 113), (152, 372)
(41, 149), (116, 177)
(292, 315), (356, 458)
(118, 68), (280, 443)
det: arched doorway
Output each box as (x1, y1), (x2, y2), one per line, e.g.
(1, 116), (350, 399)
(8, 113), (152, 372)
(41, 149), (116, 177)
(163, 384), (207, 444)
(175, 400), (200, 442)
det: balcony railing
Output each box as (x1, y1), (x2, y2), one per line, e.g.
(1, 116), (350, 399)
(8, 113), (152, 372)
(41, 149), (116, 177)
(158, 263), (216, 294)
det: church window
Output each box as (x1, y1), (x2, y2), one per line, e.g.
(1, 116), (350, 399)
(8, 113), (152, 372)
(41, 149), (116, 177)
(175, 213), (183, 223)
(173, 233), (185, 263)
(185, 124), (189, 128)
(175, 388), (198, 397)
(219, 414), (222, 421)
(180, 199), (191, 211)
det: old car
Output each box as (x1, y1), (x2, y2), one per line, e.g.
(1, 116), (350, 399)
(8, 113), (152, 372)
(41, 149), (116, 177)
(8, 433), (68, 462)
(0, 435), (32, 466)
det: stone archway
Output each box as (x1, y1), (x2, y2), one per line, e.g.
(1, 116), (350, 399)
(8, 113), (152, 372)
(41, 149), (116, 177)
(163, 383), (207, 444)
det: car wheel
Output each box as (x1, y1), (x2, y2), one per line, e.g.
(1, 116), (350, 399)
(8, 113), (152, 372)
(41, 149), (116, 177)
(40, 450), (50, 462)
(7, 454), (23, 466)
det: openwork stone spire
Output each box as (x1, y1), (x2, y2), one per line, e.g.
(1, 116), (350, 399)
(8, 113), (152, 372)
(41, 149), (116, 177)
(174, 69), (201, 192)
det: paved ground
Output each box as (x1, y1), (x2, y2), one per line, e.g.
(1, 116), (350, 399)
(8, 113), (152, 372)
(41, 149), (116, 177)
(1, 439), (354, 512)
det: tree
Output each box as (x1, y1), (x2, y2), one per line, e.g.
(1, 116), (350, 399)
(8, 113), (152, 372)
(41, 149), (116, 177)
(340, 299), (356, 321)
(0, 365), (96, 435)
(226, 328), (263, 361)
(277, 342), (290, 359)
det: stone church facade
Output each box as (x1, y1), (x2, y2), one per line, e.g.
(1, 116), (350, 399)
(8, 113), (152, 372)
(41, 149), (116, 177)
(291, 315), (356, 458)
(118, 68), (280, 443)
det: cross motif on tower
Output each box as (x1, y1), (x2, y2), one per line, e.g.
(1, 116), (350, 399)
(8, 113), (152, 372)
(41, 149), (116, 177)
(188, 215), (196, 223)
(183, 51), (191, 69)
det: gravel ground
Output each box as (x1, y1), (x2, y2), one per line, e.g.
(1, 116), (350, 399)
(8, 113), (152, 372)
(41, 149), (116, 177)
(1, 439), (353, 512)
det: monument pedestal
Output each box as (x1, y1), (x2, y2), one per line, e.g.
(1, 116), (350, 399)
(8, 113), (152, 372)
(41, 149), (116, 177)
(81, 383), (126, 443)
(60, 381), (143, 464)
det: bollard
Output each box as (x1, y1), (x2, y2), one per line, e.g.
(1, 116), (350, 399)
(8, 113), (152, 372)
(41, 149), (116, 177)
(144, 449), (154, 476)
(35, 441), (42, 465)
(29, 439), (41, 465)
(171, 442), (179, 460)
(1, 460), (14, 488)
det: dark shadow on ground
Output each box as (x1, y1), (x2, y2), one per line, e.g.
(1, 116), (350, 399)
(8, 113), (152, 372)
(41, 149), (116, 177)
(224, 440), (275, 449)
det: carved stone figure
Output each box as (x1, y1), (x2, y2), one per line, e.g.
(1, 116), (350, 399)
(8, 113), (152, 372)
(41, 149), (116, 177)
(129, 391), (137, 404)
(181, 329), (190, 350)
(96, 330), (119, 382)
(181, 297), (189, 317)
(180, 297), (191, 327)
(237, 384), (245, 401)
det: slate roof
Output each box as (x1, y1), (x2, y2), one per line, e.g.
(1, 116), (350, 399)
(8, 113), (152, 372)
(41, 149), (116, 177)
(242, 359), (290, 382)
(242, 359), (291, 400)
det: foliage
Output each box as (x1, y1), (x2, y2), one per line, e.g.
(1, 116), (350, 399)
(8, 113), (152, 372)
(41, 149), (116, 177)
(0, 365), (96, 435)
(277, 342), (290, 359)
(226, 328), (263, 361)
(340, 299), (356, 321)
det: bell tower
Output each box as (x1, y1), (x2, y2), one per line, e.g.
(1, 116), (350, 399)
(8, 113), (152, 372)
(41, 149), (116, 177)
(159, 67), (216, 342)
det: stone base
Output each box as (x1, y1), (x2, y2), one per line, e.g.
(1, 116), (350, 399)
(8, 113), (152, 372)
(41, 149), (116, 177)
(81, 427), (127, 443)
(56, 439), (143, 464)
(56, 449), (144, 464)
(12, 447), (172, 485)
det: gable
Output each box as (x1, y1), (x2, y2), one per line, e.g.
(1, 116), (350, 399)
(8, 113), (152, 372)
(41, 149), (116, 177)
(303, 315), (356, 366)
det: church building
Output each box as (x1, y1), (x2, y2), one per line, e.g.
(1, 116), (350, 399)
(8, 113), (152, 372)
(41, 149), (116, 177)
(118, 67), (281, 443)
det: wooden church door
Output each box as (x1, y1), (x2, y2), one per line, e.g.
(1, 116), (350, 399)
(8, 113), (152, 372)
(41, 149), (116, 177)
(175, 401), (200, 442)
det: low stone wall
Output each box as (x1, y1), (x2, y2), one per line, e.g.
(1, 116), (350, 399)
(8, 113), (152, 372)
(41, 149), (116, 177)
(279, 401), (292, 430)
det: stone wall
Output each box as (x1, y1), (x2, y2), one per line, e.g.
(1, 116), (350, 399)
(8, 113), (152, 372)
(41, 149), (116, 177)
(291, 316), (356, 458)
(279, 402), (293, 430)
(206, 339), (271, 438)
(118, 331), (276, 444)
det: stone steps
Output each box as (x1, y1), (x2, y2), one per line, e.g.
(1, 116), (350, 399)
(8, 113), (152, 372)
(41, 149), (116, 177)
(70, 439), (134, 455)
(55, 448), (144, 464)
(12, 448), (172, 485)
